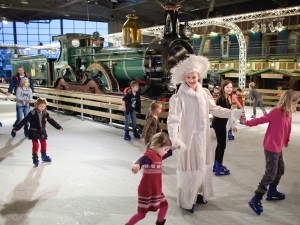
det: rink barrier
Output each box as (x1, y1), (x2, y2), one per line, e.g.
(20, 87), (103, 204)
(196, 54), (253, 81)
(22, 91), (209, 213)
(0, 84), (169, 130)
(243, 88), (300, 108)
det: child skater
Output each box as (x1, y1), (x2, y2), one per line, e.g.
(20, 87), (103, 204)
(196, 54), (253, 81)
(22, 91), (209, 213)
(212, 80), (238, 175)
(11, 98), (63, 167)
(126, 132), (173, 225)
(141, 101), (163, 145)
(167, 55), (243, 213)
(243, 90), (299, 215)
(248, 82), (267, 118)
(122, 81), (141, 141)
(16, 77), (33, 137)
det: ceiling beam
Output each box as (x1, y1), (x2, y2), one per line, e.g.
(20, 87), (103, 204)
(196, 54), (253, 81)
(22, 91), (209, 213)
(58, 0), (84, 9)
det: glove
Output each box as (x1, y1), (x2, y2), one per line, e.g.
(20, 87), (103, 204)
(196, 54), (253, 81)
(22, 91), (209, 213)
(11, 130), (16, 138)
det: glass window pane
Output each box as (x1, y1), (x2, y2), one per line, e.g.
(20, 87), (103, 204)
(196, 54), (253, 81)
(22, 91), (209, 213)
(86, 21), (97, 29)
(4, 34), (14, 40)
(63, 20), (74, 28)
(74, 20), (85, 28)
(17, 41), (28, 45)
(39, 29), (50, 35)
(39, 35), (51, 43)
(38, 23), (50, 29)
(27, 23), (38, 29)
(50, 29), (61, 36)
(16, 22), (27, 28)
(28, 35), (39, 41)
(86, 29), (97, 35)
(50, 19), (61, 29)
(17, 35), (27, 42)
(63, 28), (74, 34)
(3, 27), (14, 34)
(16, 27), (27, 34)
(74, 28), (86, 34)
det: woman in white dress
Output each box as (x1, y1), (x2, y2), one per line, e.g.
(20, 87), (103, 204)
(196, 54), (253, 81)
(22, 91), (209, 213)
(167, 55), (242, 213)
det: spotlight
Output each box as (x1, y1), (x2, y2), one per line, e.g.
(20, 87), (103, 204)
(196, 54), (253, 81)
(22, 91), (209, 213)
(277, 21), (283, 32)
(250, 21), (260, 33)
(261, 23), (266, 33)
(2, 17), (8, 25)
(268, 21), (275, 32)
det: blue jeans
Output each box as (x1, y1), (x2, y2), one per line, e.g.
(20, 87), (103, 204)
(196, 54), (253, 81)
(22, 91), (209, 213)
(124, 111), (137, 131)
(16, 105), (30, 126)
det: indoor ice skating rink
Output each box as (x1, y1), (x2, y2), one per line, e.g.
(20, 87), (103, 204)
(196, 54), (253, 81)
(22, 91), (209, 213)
(0, 98), (299, 225)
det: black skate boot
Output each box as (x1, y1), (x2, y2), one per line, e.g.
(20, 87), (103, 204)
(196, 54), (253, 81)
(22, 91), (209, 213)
(124, 130), (131, 141)
(266, 185), (285, 201)
(249, 194), (263, 215)
(156, 219), (166, 225)
(32, 154), (39, 167)
(133, 129), (140, 139)
(41, 152), (52, 162)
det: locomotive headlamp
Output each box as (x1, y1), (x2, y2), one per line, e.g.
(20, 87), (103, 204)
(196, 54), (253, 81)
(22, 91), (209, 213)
(71, 39), (80, 47)
(167, 82), (176, 92)
(183, 22), (192, 38)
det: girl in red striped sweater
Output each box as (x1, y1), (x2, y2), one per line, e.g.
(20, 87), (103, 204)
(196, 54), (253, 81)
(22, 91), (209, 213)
(126, 132), (173, 225)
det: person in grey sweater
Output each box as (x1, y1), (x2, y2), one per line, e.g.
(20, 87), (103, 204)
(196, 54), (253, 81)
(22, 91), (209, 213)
(16, 77), (33, 136)
(248, 82), (267, 118)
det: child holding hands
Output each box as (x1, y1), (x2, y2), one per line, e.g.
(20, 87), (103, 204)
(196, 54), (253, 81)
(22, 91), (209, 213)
(126, 132), (173, 225)
(243, 90), (299, 215)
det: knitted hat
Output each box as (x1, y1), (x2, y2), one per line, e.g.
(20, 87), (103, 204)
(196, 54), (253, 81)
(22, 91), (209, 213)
(170, 55), (210, 84)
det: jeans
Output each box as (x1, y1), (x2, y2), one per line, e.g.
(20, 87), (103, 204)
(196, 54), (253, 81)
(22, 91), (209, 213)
(124, 111), (137, 131)
(253, 98), (267, 116)
(16, 105), (30, 125)
(255, 150), (285, 196)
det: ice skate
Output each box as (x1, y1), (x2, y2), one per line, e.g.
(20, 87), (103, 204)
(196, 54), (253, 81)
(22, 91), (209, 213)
(228, 130), (234, 140)
(249, 194), (263, 215)
(266, 185), (285, 201)
(184, 204), (195, 213)
(41, 152), (52, 162)
(32, 155), (39, 167)
(214, 161), (230, 176)
(133, 129), (140, 139)
(196, 194), (208, 204)
(124, 130), (131, 141)
(156, 219), (166, 225)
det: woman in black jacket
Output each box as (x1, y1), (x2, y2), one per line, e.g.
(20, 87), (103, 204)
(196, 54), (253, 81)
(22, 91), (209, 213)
(12, 98), (63, 167)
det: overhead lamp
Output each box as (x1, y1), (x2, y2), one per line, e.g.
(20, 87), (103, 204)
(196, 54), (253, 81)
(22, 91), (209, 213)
(20, 0), (29, 4)
(261, 23), (266, 33)
(268, 21), (275, 32)
(277, 21), (283, 32)
(2, 17), (8, 25)
(250, 21), (260, 33)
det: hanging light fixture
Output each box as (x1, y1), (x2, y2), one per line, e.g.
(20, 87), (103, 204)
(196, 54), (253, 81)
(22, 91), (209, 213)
(268, 21), (275, 32)
(277, 21), (283, 32)
(2, 17), (8, 25)
(261, 22), (267, 33)
(250, 21), (260, 33)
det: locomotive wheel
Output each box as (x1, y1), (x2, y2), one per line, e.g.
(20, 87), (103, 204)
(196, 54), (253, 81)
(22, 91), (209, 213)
(86, 63), (113, 92)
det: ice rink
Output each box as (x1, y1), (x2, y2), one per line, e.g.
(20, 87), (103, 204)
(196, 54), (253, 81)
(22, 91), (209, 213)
(0, 98), (299, 225)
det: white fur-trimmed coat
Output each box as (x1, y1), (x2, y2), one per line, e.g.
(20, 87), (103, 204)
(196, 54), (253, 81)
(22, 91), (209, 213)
(167, 82), (241, 209)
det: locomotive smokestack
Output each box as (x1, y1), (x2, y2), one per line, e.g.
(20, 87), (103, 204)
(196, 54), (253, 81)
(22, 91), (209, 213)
(163, 2), (181, 40)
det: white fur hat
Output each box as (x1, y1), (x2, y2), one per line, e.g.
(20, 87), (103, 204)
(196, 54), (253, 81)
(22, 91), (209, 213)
(170, 55), (210, 84)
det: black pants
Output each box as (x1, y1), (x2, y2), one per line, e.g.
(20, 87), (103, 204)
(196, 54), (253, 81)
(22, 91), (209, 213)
(255, 150), (285, 196)
(213, 124), (227, 164)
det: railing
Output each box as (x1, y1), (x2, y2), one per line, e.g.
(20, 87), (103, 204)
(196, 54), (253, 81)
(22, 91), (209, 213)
(195, 39), (300, 59)
(0, 84), (169, 130)
(243, 88), (300, 108)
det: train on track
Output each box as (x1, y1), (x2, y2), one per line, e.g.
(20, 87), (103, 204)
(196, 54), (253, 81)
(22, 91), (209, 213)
(10, 2), (206, 98)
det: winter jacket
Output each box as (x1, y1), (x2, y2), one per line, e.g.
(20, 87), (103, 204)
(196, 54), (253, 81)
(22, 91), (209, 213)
(8, 73), (34, 95)
(14, 108), (62, 139)
(122, 90), (141, 114)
